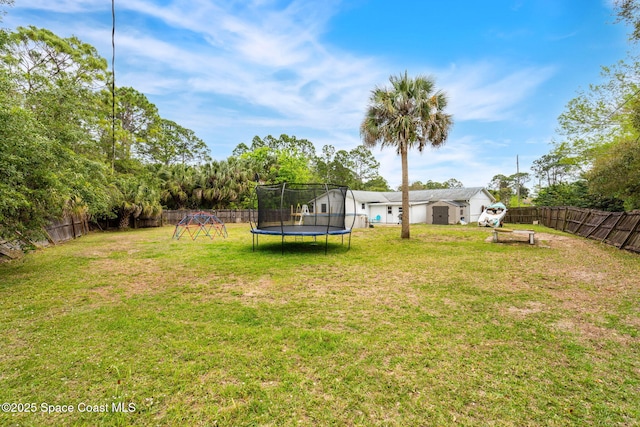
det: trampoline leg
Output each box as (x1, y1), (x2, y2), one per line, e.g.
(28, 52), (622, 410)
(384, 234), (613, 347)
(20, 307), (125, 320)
(282, 234), (285, 255)
(325, 235), (329, 254)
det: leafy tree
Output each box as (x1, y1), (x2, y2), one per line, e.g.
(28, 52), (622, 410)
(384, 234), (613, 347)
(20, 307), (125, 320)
(362, 176), (391, 191)
(0, 70), (65, 238)
(0, 31), (113, 236)
(0, 23), (216, 235)
(157, 164), (197, 210)
(406, 178), (464, 190)
(533, 181), (625, 211)
(314, 144), (385, 189)
(531, 145), (578, 187)
(587, 137), (640, 210)
(109, 86), (159, 163)
(201, 159), (252, 208)
(141, 118), (210, 166)
(1, 26), (108, 157)
(1, 26), (107, 94)
(243, 134), (316, 159)
(443, 178), (464, 189)
(315, 144), (336, 183)
(348, 145), (382, 188)
(488, 174), (514, 204)
(552, 59), (640, 175)
(315, 146), (356, 186)
(112, 173), (162, 229)
(615, 0), (640, 42)
(361, 72), (453, 239)
(275, 149), (314, 184)
(157, 160), (251, 210)
(233, 134), (316, 184)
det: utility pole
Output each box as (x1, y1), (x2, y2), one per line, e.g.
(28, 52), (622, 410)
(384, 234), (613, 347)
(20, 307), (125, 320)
(111, 0), (116, 173)
(516, 155), (520, 207)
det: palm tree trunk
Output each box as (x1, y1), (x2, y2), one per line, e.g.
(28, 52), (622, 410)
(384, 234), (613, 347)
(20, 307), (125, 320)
(400, 144), (410, 239)
(119, 208), (134, 229)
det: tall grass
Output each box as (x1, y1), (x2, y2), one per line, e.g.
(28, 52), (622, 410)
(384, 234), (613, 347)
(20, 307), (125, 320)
(1, 224), (638, 426)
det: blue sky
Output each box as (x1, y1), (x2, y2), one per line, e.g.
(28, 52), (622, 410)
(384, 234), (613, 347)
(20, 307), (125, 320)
(3, 0), (631, 189)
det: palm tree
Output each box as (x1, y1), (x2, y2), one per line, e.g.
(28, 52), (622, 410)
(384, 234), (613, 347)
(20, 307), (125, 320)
(360, 72), (453, 238)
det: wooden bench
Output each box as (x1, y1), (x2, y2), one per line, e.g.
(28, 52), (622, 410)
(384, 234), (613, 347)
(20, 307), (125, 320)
(492, 229), (535, 245)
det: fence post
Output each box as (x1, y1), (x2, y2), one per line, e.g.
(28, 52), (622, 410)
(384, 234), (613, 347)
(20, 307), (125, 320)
(70, 215), (77, 239)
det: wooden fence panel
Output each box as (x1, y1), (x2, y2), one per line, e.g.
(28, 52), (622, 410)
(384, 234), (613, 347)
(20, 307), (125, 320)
(564, 208), (586, 235)
(530, 207), (640, 254)
(611, 213), (640, 251)
(621, 213), (640, 253)
(541, 207), (569, 231)
(504, 207), (540, 224)
(44, 214), (89, 244)
(589, 212), (623, 242)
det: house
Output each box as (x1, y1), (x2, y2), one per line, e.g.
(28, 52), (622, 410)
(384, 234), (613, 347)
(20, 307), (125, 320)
(346, 187), (495, 228)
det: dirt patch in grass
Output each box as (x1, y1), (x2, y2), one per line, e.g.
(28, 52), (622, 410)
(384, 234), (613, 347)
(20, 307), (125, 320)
(83, 257), (214, 303)
(505, 301), (546, 317)
(552, 317), (629, 343)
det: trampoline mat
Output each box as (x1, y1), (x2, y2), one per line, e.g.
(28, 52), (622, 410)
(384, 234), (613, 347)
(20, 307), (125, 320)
(251, 225), (351, 236)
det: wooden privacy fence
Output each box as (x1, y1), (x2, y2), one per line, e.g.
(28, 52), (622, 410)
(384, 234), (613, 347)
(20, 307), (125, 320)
(102, 209), (253, 229)
(505, 206), (640, 254)
(1, 214), (89, 260)
(159, 209), (252, 226)
(45, 214), (90, 244)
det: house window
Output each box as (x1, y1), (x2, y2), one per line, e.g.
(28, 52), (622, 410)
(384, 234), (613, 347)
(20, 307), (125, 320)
(460, 208), (464, 215)
(321, 203), (327, 213)
(387, 206), (392, 214)
(361, 203), (365, 210)
(398, 207), (403, 213)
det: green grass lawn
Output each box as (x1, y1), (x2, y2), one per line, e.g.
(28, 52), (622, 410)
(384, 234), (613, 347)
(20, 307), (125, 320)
(1, 223), (639, 426)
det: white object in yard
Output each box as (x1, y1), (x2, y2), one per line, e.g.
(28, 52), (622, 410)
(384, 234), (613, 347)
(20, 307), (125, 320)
(478, 202), (507, 228)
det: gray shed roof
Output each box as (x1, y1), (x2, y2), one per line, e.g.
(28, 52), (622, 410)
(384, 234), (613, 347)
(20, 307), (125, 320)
(350, 187), (493, 204)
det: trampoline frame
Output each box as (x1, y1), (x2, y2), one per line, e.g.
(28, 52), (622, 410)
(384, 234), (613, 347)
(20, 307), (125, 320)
(249, 183), (356, 254)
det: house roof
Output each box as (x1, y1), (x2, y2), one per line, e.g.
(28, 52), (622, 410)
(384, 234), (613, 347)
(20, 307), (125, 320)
(350, 187), (494, 204)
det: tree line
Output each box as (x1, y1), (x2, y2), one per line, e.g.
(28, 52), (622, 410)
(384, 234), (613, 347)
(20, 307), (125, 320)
(3, 0), (639, 241)
(0, 12), (389, 238)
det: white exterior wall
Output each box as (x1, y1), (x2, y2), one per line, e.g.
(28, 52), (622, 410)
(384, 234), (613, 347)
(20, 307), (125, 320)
(468, 192), (494, 222)
(347, 188), (495, 227)
(369, 205), (387, 224)
(409, 204), (428, 224)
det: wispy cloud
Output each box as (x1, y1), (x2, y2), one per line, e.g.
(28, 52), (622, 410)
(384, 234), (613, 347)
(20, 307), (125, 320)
(7, 0), (560, 186)
(439, 61), (556, 122)
(8, 0), (105, 13)
(106, 0), (383, 130)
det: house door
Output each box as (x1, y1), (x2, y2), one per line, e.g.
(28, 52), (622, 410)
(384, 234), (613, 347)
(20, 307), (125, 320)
(386, 206), (395, 223)
(433, 206), (449, 225)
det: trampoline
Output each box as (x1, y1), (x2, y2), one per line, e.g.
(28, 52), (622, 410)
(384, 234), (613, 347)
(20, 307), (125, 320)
(250, 183), (355, 253)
